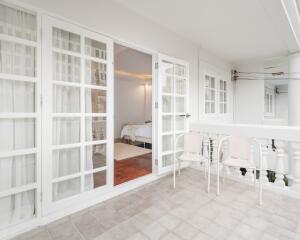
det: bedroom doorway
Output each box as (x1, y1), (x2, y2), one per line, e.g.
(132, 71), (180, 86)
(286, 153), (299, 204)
(114, 43), (153, 185)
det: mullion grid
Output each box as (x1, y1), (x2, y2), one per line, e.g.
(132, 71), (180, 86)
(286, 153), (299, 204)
(205, 75), (216, 114)
(51, 30), (108, 196)
(0, 2), (39, 224)
(219, 80), (227, 114)
(82, 36), (108, 192)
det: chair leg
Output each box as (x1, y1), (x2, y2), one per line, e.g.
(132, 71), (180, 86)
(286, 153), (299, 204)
(253, 168), (256, 189)
(173, 158), (176, 189)
(217, 162), (220, 196)
(259, 168), (263, 205)
(222, 165), (225, 184)
(207, 160), (210, 193)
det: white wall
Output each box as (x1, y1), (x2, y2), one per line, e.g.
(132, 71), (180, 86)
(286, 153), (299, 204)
(275, 85), (288, 121)
(20, 0), (200, 120)
(20, 0), (233, 124)
(114, 78), (152, 138)
(233, 60), (265, 124)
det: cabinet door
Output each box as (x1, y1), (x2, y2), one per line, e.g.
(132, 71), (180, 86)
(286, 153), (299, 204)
(0, 2), (41, 230)
(157, 54), (189, 174)
(42, 16), (113, 214)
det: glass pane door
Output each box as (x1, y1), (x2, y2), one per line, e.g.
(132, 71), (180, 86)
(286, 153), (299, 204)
(0, 3), (40, 230)
(158, 55), (189, 174)
(42, 16), (112, 214)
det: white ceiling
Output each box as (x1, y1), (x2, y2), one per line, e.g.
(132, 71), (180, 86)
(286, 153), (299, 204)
(115, 0), (298, 63)
(114, 44), (152, 80)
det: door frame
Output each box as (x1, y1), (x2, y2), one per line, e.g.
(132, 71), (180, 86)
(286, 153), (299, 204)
(112, 39), (158, 185)
(41, 14), (114, 215)
(157, 54), (190, 175)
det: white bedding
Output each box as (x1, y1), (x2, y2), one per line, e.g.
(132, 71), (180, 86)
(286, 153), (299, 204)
(121, 123), (152, 142)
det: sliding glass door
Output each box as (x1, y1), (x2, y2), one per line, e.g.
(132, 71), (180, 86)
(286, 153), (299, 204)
(0, 2), (41, 230)
(42, 16), (113, 214)
(157, 55), (189, 174)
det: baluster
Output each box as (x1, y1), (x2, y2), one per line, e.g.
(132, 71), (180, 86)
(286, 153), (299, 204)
(260, 139), (269, 183)
(274, 140), (287, 187)
(244, 145), (255, 182)
(291, 142), (300, 192)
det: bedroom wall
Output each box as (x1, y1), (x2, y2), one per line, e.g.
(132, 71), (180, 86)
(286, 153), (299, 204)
(114, 78), (152, 139)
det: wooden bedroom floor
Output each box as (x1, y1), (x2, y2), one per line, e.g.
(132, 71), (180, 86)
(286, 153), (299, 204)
(114, 153), (152, 186)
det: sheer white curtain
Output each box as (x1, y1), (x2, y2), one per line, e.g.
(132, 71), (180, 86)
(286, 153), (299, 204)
(52, 85), (81, 201)
(85, 89), (94, 191)
(0, 80), (35, 228)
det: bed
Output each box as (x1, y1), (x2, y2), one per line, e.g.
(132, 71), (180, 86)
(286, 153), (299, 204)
(121, 122), (152, 144)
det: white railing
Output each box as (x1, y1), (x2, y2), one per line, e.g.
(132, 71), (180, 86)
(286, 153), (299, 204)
(190, 122), (300, 198)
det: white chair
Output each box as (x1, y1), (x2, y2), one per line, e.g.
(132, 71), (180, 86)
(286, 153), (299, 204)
(217, 136), (263, 205)
(173, 132), (211, 192)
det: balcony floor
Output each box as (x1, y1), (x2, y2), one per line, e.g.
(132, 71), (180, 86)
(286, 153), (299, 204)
(14, 168), (300, 240)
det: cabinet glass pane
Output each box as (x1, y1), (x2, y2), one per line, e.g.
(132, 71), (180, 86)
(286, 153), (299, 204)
(211, 102), (215, 113)
(205, 102), (210, 114)
(162, 115), (173, 133)
(52, 148), (80, 178)
(211, 90), (215, 101)
(0, 79), (35, 112)
(52, 27), (80, 53)
(85, 37), (106, 60)
(85, 117), (106, 141)
(53, 85), (80, 113)
(175, 116), (185, 131)
(162, 134), (173, 152)
(0, 4), (37, 41)
(85, 144), (106, 170)
(0, 154), (35, 191)
(175, 64), (185, 77)
(53, 117), (80, 145)
(52, 177), (80, 201)
(85, 89), (106, 113)
(162, 154), (173, 168)
(162, 61), (173, 74)
(162, 75), (173, 93)
(220, 92), (224, 102)
(175, 97), (185, 113)
(53, 52), (80, 83)
(162, 95), (173, 113)
(84, 171), (106, 192)
(220, 103), (224, 114)
(205, 89), (210, 101)
(0, 41), (36, 77)
(0, 190), (35, 229)
(220, 80), (224, 90)
(85, 60), (106, 86)
(0, 118), (35, 152)
(175, 77), (185, 95)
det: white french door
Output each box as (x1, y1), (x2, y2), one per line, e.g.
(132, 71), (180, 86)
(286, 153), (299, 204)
(157, 54), (189, 174)
(0, 1), (41, 230)
(42, 16), (113, 214)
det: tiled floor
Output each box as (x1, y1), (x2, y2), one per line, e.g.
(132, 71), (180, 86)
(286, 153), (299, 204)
(13, 168), (300, 240)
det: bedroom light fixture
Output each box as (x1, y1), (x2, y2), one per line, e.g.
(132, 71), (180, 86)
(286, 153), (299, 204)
(115, 69), (152, 80)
